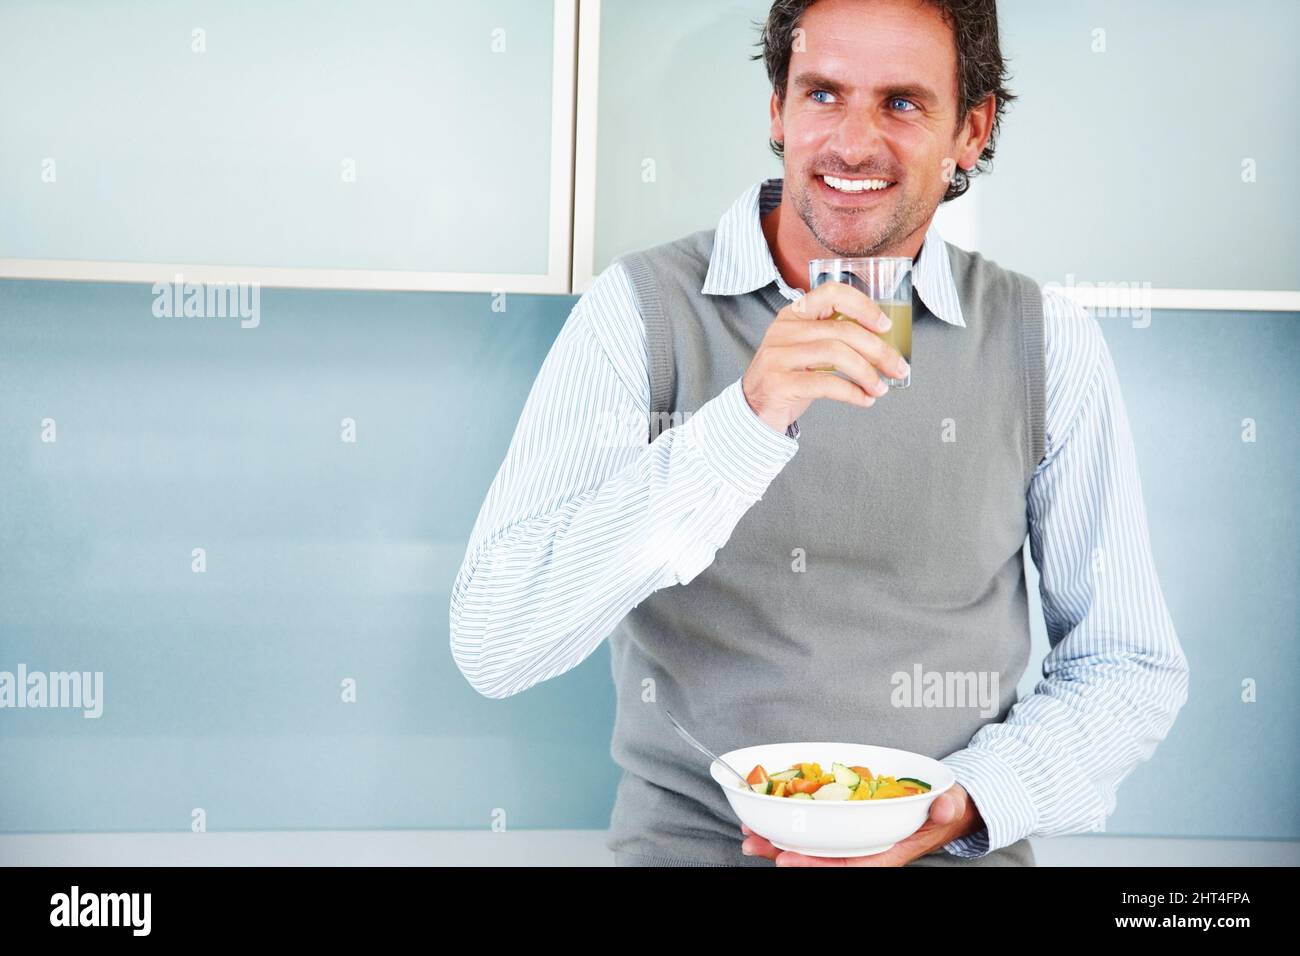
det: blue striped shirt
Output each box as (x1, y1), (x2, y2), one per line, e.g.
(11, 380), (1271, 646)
(450, 177), (1190, 859)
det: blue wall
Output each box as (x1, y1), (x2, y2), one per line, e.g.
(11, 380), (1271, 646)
(1064, 308), (1299, 839)
(0, 279), (1297, 839)
(0, 279), (619, 833)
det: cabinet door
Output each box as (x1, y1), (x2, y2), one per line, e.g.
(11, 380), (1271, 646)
(571, 0), (980, 292)
(976, 0), (1300, 310)
(573, 0), (1298, 310)
(572, 0), (777, 292)
(0, 0), (576, 292)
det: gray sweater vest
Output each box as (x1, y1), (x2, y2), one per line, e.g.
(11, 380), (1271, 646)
(605, 226), (1045, 867)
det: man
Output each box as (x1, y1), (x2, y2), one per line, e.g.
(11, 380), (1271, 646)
(450, 0), (1188, 867)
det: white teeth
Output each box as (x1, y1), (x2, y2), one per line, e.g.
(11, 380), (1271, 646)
(822, 174), (892, 192)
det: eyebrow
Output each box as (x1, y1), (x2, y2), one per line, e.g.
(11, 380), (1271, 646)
(790, 70), (940, 106)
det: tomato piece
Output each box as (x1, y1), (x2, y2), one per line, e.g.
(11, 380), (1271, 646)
(746, 764), (769, 786)
(788, 776), (823, 794)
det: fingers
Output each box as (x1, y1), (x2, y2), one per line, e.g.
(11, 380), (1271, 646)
(840, 848), (903, 867)
(770, 369), (876, 407)
(787, 281), (893, 336)
(927, 790), (958, 825)
(779, 843), (908, 867)
(772, 314), (910, 383)
(773, 850), (848, 867)
(739, 824), (904, 866)
(739, 825), (781, 861)
(764, 339), (892, 401)
(746, 279), (910, 423)
(788, 340), (891, 398)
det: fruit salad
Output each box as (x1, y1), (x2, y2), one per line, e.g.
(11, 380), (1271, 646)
(742, 761), (931, 800)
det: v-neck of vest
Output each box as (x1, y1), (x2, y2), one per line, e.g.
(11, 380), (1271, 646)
(757, 282), (792, 315)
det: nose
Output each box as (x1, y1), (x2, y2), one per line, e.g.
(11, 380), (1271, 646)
(829, 107), (887, 169)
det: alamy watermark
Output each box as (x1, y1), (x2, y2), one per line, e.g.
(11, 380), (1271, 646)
(890, 664), (1000, 718)
(0, 664), (103, 718)
(152, 272), (260, 328)
(49, 886), (150, 936)
(595, 408), (695, 447)
(1043, 273), (1152, 328)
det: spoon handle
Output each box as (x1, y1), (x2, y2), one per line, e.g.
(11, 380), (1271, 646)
(664, 709), (751, 789)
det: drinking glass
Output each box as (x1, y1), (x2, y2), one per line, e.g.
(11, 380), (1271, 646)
(807, 257), (912, 388)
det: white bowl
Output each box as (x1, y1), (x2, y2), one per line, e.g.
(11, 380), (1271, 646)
(710, 741), (956, 858)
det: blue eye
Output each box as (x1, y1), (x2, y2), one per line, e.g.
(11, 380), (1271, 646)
(890, 97), (917, 111)
(810, 89), (835, 104)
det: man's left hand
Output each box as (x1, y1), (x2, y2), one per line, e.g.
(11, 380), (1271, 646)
(739, 783), (981, 866)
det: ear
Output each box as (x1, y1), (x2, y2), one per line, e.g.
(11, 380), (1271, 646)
(955, 92), (995, 171)
(770, 90), (785, 146)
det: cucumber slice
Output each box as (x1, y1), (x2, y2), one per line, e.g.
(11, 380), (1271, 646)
(770, 769), (801, 782)
(897, 777), (931, 790)
(831, 762), (860, 789)
(788, 791), (813, 800)
(750, 779), (772, 795)
(811, 782), (852, 801)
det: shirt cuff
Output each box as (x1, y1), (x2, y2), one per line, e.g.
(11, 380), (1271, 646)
(938, 745), (1040, 859)
(680, 378), (798, 502)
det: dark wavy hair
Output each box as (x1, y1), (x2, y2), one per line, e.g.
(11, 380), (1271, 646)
(751, 0), (1016, 201)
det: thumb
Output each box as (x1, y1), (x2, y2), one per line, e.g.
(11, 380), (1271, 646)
(928, 790), (960, 825)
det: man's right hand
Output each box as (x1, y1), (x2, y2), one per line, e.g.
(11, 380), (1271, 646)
(741, 280), (911, 435)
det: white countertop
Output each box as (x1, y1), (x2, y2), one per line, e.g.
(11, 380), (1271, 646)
(1, 831), (1295, 866)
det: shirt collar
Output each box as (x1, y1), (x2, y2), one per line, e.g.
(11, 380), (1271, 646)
(700, 176), (966, 329)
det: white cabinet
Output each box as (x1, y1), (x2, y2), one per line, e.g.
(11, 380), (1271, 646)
(0, 0), (577, 293)
(572, 0), (1298, 310)
(958, 0), (1300, 311)
(3, 0), (1296, 307)
(571, 0), (781, 293)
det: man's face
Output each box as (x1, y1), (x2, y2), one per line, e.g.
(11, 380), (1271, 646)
(771, 0), (968, 257)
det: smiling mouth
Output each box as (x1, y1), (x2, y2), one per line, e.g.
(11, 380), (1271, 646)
(817, 173), (897, 200)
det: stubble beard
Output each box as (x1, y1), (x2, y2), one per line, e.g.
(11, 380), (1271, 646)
(791, 175), (926, 259)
